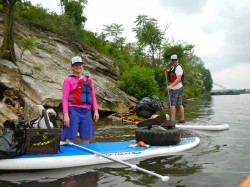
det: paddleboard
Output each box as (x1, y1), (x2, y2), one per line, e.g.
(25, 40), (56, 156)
(176, 123), (230, 131)
(0, 137), (200, 170)
(122, 118), (230, 131)
(239, 175), (250, 187)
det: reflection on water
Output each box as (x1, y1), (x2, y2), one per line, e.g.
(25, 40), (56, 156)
(93, 122), (136, 142)
(63, 171), (100, 187)
(138, 155), (202, 176)
(184, 96), (214, 122)
(1, 95), (250, 187)
(97, 155), (202, 187)
(0, 168), (101, 186)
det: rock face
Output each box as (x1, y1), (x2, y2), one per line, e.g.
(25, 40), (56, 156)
(0, 22), (137, 127)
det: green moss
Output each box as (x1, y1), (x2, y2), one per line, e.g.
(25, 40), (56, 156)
(33, 66), (43, 71)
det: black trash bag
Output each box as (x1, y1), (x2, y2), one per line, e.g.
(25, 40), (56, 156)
(136, 96), (162, 118)
(0, 119), (30, 159)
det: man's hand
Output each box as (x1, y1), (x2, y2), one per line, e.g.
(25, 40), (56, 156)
(163, 67), (169, 72)
(166, 85), (173, 90)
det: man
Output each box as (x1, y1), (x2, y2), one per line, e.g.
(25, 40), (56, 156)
(165, 54), (185, 123)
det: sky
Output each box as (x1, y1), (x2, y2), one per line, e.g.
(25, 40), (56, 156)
(30, 0), (250, 90)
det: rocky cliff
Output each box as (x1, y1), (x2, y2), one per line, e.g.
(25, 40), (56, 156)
(0, 20), (137, 127)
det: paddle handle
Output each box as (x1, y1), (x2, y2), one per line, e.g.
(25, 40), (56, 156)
(65, 142), (169, 182)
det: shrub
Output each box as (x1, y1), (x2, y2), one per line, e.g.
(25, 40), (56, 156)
(117, 66), (159, 100)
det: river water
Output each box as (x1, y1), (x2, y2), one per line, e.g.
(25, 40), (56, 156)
(0, 94), (250, 187)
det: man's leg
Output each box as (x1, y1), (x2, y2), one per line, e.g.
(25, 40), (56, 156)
(179, 105), (185, 121)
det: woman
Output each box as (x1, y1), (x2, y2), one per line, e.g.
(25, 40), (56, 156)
(62, 56), (99, 143)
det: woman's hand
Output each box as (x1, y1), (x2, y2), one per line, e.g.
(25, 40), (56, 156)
(63, 113), (70, 127)
(93, 110), (99, 123)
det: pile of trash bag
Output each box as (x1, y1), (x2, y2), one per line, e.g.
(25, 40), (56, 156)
(136, 95), (162, 118)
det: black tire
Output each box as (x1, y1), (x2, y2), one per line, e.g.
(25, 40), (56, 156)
(135, 127), (181, 146)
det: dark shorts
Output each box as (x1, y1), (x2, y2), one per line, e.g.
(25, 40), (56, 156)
(169, 87), (183, 106)
(61, 107), (94, 141)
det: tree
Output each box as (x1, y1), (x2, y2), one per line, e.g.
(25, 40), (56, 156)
(103, 23), (126, 50)
(133, 14), (165, 66)
(60, 0), (87, 28)
(162, 43), (194, 63)
(0, 0), (21, 63)
(201, 68), (213, 92)
(193, 56), (213, 92)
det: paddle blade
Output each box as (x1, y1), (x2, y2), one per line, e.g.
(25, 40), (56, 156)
(137, 114), (168, 127)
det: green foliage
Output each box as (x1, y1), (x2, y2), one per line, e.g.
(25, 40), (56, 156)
(117, 66), (159, 100)
(19, 36), (38, 60)
(103, 81), (116, 92)
(63, 0), (87, 28)
(154, 67), (167, 100)
(14, 2), (78, 38)
(103, 23), (125, 43)
(19, 16), (119, 60)
(12, 2), (141, 72)
(19, 36), (38, 50)
(133, 14), (164, 66)
(37, 44), (54, 54)
(0, 51), (3, 59)
(162, 43), (194, 63)
(11, 3), (213, 101)
(33, 65), (43, 71)
(201, 68), (213, 91)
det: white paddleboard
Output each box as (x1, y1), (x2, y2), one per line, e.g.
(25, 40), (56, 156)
(176, 123), (230, 131)
(122, 116), (230, 131)
(0, 137), (200, 170)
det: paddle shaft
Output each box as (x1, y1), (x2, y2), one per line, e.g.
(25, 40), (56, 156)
(64, 142), (169, 182)
(164, 71), (175, 121)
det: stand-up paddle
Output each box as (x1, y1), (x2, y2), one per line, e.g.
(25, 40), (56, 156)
(164, 71), (175, 121)
(61, 142), (170, 182)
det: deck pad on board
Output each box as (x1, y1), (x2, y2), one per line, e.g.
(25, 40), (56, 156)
(15, 137), (197, 158)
